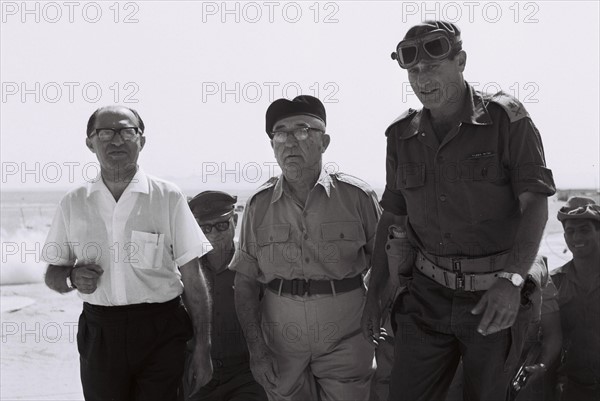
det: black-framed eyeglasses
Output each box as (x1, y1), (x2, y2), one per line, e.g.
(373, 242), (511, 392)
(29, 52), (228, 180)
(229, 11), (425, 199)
(90, 127), (142, 142)
(272, 127), (324, 143)
(198, 220), (231, 234)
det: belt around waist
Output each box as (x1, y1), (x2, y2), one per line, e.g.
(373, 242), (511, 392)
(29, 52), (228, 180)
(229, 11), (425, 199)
(415, 251), (502, 291)
(267, 275), (363, 296)
(418, 249), (511, 273)
(83, 296), (182, 317)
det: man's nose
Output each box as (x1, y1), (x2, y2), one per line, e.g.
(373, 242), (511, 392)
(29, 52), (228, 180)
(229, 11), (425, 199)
(110, 132), (125, 145)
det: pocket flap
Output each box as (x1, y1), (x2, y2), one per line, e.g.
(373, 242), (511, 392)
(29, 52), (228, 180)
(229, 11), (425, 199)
(257, 224), (290, 245)
(397, 163), (426, 189)
(321, 221), (360, 241)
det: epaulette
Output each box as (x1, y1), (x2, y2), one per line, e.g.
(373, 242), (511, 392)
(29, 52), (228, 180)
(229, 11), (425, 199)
(245, 176), (278, 208)
(334, 172), (378, 199)
(488, 91), (529, 123)
(388, 108), (418, 128)
(385, 108), (418, 136)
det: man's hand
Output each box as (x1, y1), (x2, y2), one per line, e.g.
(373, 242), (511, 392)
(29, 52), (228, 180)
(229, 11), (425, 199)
(186, 345), (213, 397)
(248, 343), (279, 390)
(361, 296), (383, 346)
(71, 264), (104, 294)
(471, 278), (521, 336)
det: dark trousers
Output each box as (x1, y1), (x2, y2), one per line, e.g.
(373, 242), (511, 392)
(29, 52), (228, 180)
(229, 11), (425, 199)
(182, 354), (267, 401)
(389, 271), (531, 401)
(77, 297), (193, 401)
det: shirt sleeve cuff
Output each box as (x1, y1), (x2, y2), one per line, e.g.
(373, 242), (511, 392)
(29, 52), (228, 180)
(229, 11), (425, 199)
(175, 243), (212, 267)
(229, 250), (261, 280)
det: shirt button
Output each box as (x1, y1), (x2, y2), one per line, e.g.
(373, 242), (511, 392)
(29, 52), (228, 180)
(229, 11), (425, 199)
(269, 236), (273, 241)
(304, 234), (309, 240)
(339, 233), (345, 239)
(305, 257), (310, 263)
(440, 194), (447, 202)
(421, 133), (426, 136)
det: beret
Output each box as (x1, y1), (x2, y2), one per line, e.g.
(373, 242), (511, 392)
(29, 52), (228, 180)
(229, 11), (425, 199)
(557, 196), (600, 223)
(188, 191), (237, 221)
(265, 95), (326, 138)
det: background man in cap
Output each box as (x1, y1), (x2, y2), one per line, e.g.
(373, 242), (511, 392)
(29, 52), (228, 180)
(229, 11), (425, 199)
(231, 95), (381, 401)
(184, 191), (267, 401)
(43, 105), (213, 400)
(551, 196), (600, 400)
(361, 21), (556, 400)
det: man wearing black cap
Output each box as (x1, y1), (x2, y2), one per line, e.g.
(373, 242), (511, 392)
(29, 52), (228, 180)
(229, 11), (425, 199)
(183, 191), (267, 401)
(231, 95), (381, 401)
(361, 21), (556, 400)
(551, 196), (600, 400)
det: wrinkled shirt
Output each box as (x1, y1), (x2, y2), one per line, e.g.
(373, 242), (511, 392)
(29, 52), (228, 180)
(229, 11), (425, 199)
(381, 84), (556, 257)
(42, 169), (211, 305)
(231, 170), (381, 284)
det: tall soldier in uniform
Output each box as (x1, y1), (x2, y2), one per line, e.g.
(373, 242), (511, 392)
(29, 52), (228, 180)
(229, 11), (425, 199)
(183, 191), (267, 401)
(231, 95), (381, 401)
(361, 21), (556, 400)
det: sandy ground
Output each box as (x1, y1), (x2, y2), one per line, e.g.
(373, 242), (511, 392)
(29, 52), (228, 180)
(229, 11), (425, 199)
(1, 283), (84, 401)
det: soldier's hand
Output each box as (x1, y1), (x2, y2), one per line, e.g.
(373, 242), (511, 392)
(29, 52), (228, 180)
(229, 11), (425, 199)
(471, 278), (520, 336)
(186, 346), (213, 397)
(361, 296), (383, 346)
(71, 264), (104, 294)
(249, 344), (279, 390)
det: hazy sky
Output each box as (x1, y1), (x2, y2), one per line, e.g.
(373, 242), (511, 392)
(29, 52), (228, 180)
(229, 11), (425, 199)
(1, 1), (599, 191)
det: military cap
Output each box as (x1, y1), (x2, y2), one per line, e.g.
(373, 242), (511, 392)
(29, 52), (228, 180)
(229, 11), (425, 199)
(557, 196), (600, 223)
(265, 95), (326, 138)
(188, 191), (237, 221)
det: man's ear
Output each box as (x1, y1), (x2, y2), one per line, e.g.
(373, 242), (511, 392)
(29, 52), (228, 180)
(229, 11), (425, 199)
(139, 135), (146, 150)
(457, 50), (467, 72)
(233, 213), (239, 227)
(321, 134), (331, 153)
(86, 137), (96, 153)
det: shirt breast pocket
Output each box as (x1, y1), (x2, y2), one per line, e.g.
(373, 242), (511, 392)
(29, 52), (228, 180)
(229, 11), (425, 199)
(395, 163), (427, 228)
(130, 230), (165, 270)
(256, 224), (292, 267)
(321, 221), (365, 265)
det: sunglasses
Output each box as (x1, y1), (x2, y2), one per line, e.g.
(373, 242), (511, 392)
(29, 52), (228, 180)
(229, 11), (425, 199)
(391, 30), (460, 69)
(197, 220), (231, 234)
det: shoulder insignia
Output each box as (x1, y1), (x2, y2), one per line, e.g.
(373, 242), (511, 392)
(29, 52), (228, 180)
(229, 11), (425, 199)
(488, 91), (529, 123)
(385, 108), (419, 137)
(245, 176), (278, 207)
(334, 172), (379, 201)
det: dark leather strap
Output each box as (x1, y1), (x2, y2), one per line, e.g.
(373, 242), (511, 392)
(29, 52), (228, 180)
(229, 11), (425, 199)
(267, 275), (362, 296)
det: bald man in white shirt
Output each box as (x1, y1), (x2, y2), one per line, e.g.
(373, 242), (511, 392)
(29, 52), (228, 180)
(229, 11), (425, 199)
(43, 106), (213, 401)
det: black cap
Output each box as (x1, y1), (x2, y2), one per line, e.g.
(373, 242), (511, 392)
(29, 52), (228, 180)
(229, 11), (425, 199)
(265, 95), (326, 138)
(188, 191), (237, 221)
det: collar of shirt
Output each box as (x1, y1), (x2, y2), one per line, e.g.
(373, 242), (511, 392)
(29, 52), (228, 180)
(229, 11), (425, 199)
(399, 82), (494, 140)
(86, 167), (149, 198)
(270, 169), (334, 203)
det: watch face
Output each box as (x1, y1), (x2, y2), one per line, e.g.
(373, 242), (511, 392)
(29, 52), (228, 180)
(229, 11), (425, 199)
(511, 274), (524, 286)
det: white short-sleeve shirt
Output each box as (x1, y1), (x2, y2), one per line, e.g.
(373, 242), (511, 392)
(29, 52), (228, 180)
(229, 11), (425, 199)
(42, 169), (212, 306)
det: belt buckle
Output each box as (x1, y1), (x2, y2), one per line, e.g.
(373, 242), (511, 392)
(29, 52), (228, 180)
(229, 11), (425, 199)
(455, 272), (465, 290)
(292, 279), (310, 296)
(452, 259), (464, 290)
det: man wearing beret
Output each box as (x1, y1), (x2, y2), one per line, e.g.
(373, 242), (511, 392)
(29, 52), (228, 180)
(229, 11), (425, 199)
(183, 191), (267, 401)
(361, 21), (556, 400)
(42, 106), (213, 400)
(551, 196), (600, 400)
(231, 95), (381, 401)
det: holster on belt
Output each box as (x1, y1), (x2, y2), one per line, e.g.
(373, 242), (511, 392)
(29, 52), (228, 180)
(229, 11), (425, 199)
(385, 224), (416, 287)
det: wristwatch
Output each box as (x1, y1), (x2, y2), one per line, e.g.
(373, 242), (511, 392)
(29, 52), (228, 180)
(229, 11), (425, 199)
(66, 268), (76, 290)
(497, 272), (525, 288)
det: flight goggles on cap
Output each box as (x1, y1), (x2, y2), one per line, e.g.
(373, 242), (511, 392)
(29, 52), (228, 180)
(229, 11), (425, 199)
(391, 30), (461, 69)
